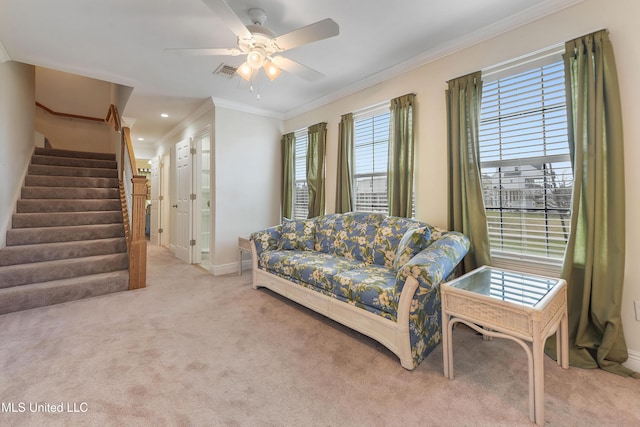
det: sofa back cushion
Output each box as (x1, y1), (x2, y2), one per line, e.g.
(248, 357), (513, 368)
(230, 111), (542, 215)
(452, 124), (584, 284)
(332, 212), (385, 262)
(314, 214), (341, 253)
(372, 216), (426, 268)
(278, 218), (316, 251)
(393, 226), (431, 270)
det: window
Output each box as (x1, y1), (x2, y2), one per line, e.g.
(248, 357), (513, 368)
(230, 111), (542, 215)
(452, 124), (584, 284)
(353, 109), (390, 213)
(293, 128), (308, 219)
(479, 59), (573, 266)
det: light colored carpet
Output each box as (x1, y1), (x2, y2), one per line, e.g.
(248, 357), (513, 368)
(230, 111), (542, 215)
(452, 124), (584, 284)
(1, 244), (639, 427)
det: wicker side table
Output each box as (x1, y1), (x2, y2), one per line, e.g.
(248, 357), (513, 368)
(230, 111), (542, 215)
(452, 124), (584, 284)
(237, 237), (251, 276)
(441, 266), (568, 426)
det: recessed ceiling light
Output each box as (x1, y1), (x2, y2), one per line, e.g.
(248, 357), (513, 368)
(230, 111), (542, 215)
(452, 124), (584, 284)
(138, 137), (144, 141)
(160, 113), (169, 118)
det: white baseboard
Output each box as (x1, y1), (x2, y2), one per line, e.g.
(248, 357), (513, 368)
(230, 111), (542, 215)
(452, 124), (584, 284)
(210, 259), (252, 277)
(623, 349), (640, 373)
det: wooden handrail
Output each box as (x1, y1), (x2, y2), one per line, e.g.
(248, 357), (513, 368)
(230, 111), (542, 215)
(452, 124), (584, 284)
(105, 104), (121, 132)
(122, 127), (137, 177)
(35, 101), (107, 123)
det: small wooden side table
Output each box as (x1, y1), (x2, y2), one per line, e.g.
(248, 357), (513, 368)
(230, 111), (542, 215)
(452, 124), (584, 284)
(441, 266), (568, 426)
(237, 237), (251, 276)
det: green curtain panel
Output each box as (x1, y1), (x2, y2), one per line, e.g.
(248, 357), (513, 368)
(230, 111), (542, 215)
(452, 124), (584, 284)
(446, 72), (491, 272)
(280, 132), (295, 220)
(545, 30), (635, 377)
(306, 123), (327, 218)
(388, 93), (416, 217)
(336, 113), (354, 214)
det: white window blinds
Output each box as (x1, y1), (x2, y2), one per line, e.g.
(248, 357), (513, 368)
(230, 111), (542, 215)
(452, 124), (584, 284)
(354, 110), (390, 213)
(479, 60), (573, 264)
(293, 128), (308, 220)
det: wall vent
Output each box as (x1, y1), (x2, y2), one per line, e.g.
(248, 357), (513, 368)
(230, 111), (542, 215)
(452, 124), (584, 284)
(213, 64), (238, 79)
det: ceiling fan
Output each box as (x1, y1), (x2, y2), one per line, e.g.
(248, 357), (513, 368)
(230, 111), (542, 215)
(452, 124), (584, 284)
(165, 0), (339, 83)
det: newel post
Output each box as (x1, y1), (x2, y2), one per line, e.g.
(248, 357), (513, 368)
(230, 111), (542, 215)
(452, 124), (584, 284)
(129, 175), (148, 289)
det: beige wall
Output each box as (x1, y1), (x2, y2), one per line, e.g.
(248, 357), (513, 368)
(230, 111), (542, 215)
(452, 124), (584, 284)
(283, 0), (640, 369)
(0, 61), (35, 248)
(35, 67), (115, 153)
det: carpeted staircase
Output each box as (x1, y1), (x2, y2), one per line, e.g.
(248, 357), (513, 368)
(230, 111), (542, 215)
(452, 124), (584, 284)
(0, 147), (130, 315)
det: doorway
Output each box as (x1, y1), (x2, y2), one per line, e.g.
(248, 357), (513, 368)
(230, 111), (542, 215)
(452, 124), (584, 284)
(196, 131), (212, 269)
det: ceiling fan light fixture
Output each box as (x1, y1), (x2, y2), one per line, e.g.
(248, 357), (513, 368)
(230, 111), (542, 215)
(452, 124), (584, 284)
(246, 49), (265, 69)
(237, 62), (253, 80)
(263, 60), (282, 81)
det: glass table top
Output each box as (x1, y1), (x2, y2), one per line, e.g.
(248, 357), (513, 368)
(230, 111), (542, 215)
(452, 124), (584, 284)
(448, 266), (560, 307)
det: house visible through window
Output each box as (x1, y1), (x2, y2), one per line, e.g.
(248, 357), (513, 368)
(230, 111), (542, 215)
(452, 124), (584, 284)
(479, 59), (573, 266)
(353, 108), (390, 213)
(293, 128), (308, 219)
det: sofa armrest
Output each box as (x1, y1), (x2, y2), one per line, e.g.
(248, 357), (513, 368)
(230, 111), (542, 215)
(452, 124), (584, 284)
(250, 225), (282, 258)
(396, 231), (470, 293)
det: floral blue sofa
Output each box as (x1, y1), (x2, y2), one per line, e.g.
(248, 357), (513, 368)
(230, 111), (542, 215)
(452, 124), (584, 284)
(250, 212), (470, 370)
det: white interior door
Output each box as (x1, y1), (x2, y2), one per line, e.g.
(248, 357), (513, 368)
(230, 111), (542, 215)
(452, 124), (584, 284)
(149, 157), (160, 245)
(160, 154), (171, 247)
(175, 139), (192, 263)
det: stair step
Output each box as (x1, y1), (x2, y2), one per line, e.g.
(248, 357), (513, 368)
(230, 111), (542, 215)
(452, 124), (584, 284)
(25, 175), (119, 188)
(28, 164), (118, 178)
(0, 253), (129, 289)
(0, 270), (129, 315)
(12, 211), (123, 228)
(0, 238), (127, 266)
(6, 224), (125, 246)
(31, 154), (117, 170)
(17, 199), (122, 213)
(21, 186), (119, 200)
(35, 147), (116, 161)
(1, 148), (132, 314)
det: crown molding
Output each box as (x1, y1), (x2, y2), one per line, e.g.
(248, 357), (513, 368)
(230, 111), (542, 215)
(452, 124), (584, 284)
(283, 0), (584, 120)
(211, 96), (284, 121)
(121, 116), (136, 128)
(0, 40), (10, 63)
(156, 98), (215, 147)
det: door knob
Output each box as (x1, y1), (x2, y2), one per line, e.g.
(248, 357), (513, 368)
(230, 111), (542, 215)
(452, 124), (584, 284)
(172, 204), (178, 208)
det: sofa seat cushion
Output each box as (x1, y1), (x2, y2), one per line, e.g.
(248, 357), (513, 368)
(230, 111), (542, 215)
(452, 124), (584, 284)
(259, 250), (366, 292)
(333, 265), (398, 319)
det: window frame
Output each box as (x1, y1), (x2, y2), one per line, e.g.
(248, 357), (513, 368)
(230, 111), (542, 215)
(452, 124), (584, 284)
(352, 104), (391, 214)
(479, 51), (572, 276)
(292, 128), (308, 220)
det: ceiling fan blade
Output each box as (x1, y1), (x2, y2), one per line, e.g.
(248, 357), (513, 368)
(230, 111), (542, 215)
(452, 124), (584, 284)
(201, 0), (252, 39)
(272, 56), (325, 82)
(274, 18), (339, 51)
(164, 48), (241, 56)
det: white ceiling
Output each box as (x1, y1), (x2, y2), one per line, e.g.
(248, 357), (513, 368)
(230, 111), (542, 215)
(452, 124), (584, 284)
(0, 0), (578, 147)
